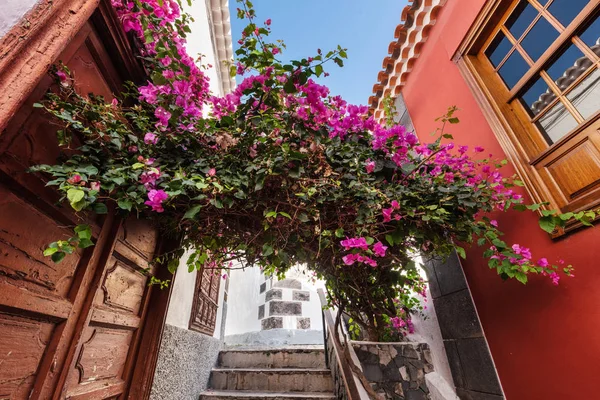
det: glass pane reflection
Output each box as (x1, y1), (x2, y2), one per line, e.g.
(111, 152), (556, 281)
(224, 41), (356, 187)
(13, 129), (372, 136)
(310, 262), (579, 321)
(498, 50), (529, 88)
(546, 43), (590, 91)
(521, 76), (554, 116)
(506, 1), (538, 39)
(548, 0), (588, 28)
(566, 68), (600, 120)
(521, 17), (559, 61)
(579, 16), (600, 54)
(485, 31), (513, 68)
(537, 101), (579, 143)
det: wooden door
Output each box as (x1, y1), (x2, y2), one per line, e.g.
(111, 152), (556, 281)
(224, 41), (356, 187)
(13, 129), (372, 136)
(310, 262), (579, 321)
(0, 11), (166, 400)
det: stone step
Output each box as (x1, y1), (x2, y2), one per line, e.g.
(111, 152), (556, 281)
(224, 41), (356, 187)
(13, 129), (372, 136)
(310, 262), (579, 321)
(218, 348), (326, 369)
(209, 368), (334, 393)
(199, 390), (336, 400)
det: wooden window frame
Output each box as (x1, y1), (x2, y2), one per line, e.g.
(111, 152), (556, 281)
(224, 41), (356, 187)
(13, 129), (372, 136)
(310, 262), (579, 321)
(455, 0), (600, 236)
(189, 266), (221, 336)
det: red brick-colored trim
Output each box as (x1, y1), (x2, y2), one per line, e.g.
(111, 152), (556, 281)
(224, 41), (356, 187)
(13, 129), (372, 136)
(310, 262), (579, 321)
(0, 0), (100, 133)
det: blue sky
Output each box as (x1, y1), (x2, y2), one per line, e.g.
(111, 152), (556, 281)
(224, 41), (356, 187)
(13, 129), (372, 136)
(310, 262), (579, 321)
(229, 1), (409, 106)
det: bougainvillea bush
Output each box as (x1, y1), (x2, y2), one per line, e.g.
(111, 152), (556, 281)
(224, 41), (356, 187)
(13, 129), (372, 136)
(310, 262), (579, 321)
(31, 0), (588, 341)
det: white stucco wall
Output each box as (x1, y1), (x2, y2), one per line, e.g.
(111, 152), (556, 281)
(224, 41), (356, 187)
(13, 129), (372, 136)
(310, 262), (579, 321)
(223, 265), (264, 336)
(0, 0), (39, 39)
(184, 0), (223, 97)
(407, 259), (456, 396)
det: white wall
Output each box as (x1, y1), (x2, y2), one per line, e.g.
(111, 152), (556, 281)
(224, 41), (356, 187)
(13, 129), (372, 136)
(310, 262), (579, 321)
(407, 258), (456, 395)
(0, 0), (39, 39)
(184, 0), (223, 97)
(223, 265), (264, 336)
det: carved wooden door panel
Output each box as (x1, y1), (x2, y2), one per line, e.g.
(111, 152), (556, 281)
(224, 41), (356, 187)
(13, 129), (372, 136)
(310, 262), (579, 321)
(0, 15), (161, 400)
(189, 267), (221, 336)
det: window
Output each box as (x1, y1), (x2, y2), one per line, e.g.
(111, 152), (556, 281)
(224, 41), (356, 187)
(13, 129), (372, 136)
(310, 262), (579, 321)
(189, 265), (221, 335)
(457, 0), (600, 232)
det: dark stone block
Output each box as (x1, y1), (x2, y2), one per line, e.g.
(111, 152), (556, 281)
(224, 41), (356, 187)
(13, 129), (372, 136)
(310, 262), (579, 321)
(421, 260), (442, 299)
(265, 288), (282, 301)
(258, 304), (264, 319)
(433, 251), (468, 296)
(382, 364), (401, 381)
(273, 278), (302, 289)
(405, 389), (428, 400)
(292, 290), (310, 301)
(434, 289), (482, 339)
(259, 282), (266, 293)
(297, 317), (310, 329)
(261, 317), (283, 330)
(456, 338), (503, 395)
(269, 300), (302, 316)
(444, 340), (465, 389)
(354, 346), (379, 365)
(456, 388), (504, 400)
(363, 364), (384, 382)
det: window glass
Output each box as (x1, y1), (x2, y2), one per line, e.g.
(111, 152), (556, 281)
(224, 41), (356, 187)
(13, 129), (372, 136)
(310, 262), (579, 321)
(520, 76), (554, 116)
(498, 50), (530, 88)
(579, 16), (600, 48)
(537, 101), (579, 143)
(548, 0), (588, 28)
(521, 17), (560, 61)
(566, 68), (600, 120)
(485, 31), (513, 68)
(506, 1), (538, 39)
(546, 43), (589, 91)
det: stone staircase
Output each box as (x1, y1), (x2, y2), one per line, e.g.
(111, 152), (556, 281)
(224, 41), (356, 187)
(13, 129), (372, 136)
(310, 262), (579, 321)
(199, 347), (335, 399)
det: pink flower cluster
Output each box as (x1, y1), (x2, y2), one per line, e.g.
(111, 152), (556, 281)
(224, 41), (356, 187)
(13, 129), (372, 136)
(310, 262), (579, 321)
(144, 189), (168, 212)
(382, 200), (401, 223)
(340, 237), (388, 267)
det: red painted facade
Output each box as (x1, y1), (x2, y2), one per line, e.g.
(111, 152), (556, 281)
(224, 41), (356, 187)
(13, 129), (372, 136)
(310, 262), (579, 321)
(400, 0), (600, 398)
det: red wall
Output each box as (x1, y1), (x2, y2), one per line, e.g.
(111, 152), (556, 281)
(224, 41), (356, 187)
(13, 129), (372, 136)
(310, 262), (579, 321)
(400, 0), (600, 398)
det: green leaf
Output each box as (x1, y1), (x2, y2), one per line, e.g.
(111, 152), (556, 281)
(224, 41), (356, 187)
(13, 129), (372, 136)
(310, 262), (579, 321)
(315, 64), (323, 77)
(33, 102), (44, 108)
(515, 272), (528, 284)
(279, 211), (292, 219)
(43, 247), (59, 256)
(51, 252), (66, 263)
(183, 205), (202, 220)
(67, 188), (85, 205)
(167, 259), (179, 274)
(448, 117), (460, 124)
(132, 163), (145, 170)
(455, 246), (466, 259)
(298, 213), (309, 223)
(335, 228), (345, 238)
(262, 244), (274, 257)
(78, 238), (94, 249)
(265, 211), (278, 218)
(93, 203), (108, 214)
(74, 224), (92, 240)
(385, 234), (394, 246)
(118, 199), (133, 211)
(284, 79), (296, 93)
(539, 215), (556, 233)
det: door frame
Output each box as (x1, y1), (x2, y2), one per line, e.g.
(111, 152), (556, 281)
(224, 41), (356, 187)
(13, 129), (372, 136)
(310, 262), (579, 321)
(0, 1), (174, 398)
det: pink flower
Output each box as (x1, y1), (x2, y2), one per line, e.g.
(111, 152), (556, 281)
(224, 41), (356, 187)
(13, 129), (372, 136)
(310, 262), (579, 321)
(391, 200), (400, 209)
(549, 272), (560, 286)
(342, 254), (357, 265)
(68, 174), (82, 184)
(490, 220), (498, 227)
(265, 18), (272, 25)
(111, 98), (119, 106)
(372, 242), (388, 257)
(365, 159), (375, 174)
(537, 258), (549, 267)
(207, 168), (216, 177)
(474, 146), (485, 153)
(382, 207), (393, 222)
(340, 237), (369, 251)
(144, 189), (168, 212)
(56, 70), (69, 86)
(90, 182), (101, 192)
(144, 132), (158, 145)
(159, 56), (172, 66)
(272, 47), (280, 55)
(155, 107), (171, 127)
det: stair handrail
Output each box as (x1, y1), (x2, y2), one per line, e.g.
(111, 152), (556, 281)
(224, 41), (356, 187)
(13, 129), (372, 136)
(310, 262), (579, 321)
(317, 288), (367, 400)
